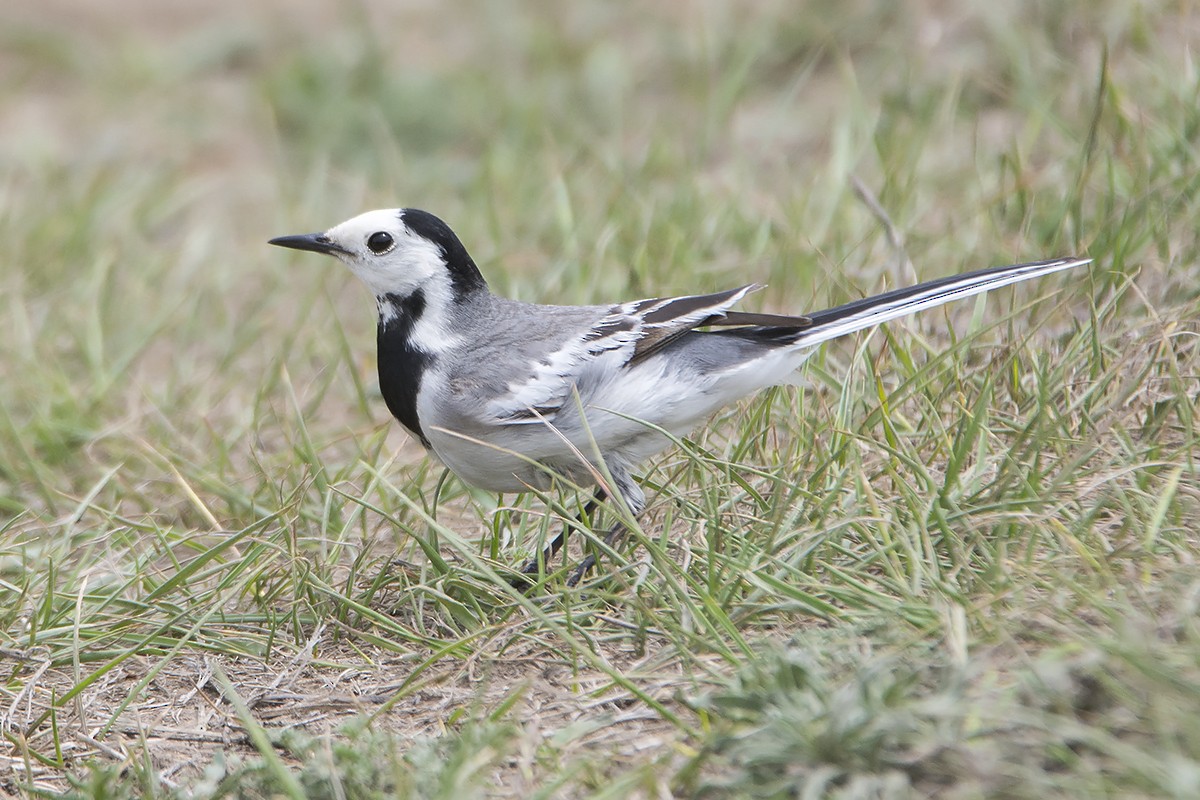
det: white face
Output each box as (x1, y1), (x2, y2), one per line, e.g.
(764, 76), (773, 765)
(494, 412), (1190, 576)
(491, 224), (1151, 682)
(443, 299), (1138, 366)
(322, 208), (447, 298)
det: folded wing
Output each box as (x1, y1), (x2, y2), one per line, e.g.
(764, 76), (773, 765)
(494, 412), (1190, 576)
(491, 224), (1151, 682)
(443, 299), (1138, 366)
(489, 284), (791, 421)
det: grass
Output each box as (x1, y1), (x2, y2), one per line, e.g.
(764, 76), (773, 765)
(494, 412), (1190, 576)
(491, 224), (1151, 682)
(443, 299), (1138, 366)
(1, 0), (1198, 797)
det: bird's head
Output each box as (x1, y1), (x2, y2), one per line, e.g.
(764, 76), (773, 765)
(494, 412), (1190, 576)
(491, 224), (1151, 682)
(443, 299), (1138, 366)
(269, 208), (487, 302)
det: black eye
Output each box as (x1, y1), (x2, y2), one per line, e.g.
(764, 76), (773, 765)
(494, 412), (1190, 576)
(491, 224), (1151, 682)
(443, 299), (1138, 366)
(366, 231), (394, 255)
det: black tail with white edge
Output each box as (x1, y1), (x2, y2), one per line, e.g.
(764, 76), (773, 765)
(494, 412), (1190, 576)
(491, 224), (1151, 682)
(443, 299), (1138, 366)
(788, 256), (1091, 348)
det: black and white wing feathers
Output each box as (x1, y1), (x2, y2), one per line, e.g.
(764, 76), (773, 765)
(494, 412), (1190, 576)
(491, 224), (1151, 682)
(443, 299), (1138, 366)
(490, 284), (807, 422)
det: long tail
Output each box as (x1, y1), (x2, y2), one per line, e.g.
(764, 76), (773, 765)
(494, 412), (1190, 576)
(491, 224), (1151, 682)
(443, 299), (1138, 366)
(791, 256), (1091, 348)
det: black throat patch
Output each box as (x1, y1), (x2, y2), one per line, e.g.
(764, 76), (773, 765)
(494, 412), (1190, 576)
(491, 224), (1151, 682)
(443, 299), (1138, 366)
(376, 290), (434, 449)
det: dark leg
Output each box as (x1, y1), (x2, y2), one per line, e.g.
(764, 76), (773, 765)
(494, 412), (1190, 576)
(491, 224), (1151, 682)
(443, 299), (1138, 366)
(565, 520), (627, 587)
(510, 490), (605, 588)
(564, 467), (646, 587)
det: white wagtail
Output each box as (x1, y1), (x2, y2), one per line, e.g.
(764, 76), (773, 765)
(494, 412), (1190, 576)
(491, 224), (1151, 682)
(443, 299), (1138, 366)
(270, 209), (1090, 586)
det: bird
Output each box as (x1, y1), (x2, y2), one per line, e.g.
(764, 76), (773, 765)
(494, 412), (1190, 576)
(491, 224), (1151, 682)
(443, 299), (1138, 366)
(269, 208), (1090, 587)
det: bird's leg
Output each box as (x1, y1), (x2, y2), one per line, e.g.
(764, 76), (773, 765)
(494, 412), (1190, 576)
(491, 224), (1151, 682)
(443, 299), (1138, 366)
(565, 467), (646, 587)
(565, 520), (628, 587)
(511, 490), (605, 587)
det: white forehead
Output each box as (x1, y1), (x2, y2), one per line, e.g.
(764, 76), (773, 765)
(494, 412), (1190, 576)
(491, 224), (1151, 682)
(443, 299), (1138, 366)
(327, 208), (406, 242)
(320, 207), (451, 299)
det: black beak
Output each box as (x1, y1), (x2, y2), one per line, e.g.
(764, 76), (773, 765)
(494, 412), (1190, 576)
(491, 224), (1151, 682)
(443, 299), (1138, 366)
(267, 232), (349, 256)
